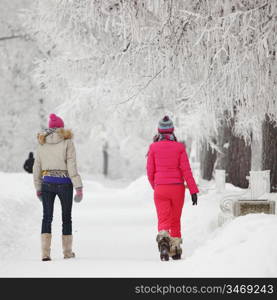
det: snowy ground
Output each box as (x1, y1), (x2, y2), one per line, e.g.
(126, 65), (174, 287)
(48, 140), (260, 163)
(0, 172), (277, 277)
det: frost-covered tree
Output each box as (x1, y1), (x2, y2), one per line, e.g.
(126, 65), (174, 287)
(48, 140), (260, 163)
(0, 0), (45, 172)
(23, 0), (277, 184)
(174, 0), (277, 188)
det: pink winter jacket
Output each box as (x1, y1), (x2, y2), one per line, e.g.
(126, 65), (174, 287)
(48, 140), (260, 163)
(146, 140), (199, 195)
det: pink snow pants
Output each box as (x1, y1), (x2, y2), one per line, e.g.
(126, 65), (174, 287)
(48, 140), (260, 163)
(154, 184), (185, 238)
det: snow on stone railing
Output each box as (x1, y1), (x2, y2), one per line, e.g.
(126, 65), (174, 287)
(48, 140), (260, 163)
(218, 170), (275, 226)
(218, 190), (250, 226)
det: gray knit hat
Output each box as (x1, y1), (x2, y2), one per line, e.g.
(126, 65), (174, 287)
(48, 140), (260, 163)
(158, 116), (174, 133)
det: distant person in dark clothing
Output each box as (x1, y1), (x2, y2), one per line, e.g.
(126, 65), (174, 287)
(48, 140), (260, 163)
(23, 152), (35, 174)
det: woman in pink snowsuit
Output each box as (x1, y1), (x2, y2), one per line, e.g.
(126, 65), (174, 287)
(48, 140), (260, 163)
(147, 116), (199, 261)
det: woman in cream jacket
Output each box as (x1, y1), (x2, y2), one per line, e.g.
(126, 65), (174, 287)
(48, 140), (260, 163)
(33, 113), (83, 261)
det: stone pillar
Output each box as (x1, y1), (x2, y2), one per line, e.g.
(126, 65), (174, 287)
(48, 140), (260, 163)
(251, 123), (262, 171)
(249, 170), (270, 199)
(215, 169), (226, 193)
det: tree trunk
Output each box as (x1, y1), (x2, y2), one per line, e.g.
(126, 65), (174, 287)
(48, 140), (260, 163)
(200, 141), (217, 180)
(226, 127), (251, 189)
(215, 113), (252, 189)
(262, 115), (277, 192)
(103, 142), (109, 177)
(39, 98), (47, 130)
(215, 116), (232, 170)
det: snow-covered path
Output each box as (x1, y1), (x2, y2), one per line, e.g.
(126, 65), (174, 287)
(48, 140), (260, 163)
(1, 173), (277, 277)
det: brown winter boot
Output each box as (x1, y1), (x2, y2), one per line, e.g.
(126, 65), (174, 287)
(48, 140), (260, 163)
(41, 233), (52, 261)
(156, 230), (170, 261)
(62, 235), (75, 259)
(169, 237), (182, 260)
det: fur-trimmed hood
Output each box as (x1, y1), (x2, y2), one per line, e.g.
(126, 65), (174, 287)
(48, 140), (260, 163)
(37, 128), (73, 145)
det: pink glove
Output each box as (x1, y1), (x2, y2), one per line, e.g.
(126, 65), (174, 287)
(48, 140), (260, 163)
(74, 187), (83, 203)
(37, 191), (43, 201)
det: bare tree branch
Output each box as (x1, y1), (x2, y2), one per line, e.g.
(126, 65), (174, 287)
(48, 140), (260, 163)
(118, 66), (166, 105)
(0, 35), (23, 42)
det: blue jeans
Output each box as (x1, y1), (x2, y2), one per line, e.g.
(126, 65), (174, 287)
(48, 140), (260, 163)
(41, 182), (73, 235)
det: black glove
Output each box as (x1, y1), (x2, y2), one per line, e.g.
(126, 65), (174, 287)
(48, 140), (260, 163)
(191, 193), (197, 205)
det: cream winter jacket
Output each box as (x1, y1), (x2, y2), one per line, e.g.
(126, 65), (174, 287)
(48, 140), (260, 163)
(33, 128), (83, 191)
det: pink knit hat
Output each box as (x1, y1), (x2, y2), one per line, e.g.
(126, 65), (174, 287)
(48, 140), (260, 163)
(48, 114), (64, 128)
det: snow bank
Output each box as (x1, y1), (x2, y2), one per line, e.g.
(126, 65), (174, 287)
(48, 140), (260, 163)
(1, 173), (277, 277)
(122, 176), (153, 204)
(0, 172), (40, 258)
(116, 176), (277, 277)
(172, 183), (277, 277)
(182, 213), (277, 277)
(82, 178), (106, 193)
